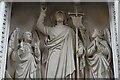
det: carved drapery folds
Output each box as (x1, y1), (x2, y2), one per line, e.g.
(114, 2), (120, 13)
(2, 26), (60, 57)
(4, 3), (115, 79)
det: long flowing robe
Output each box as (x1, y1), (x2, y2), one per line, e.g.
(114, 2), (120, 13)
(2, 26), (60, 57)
(37, 12), (76, 78)
(11, 42), (37, 79)
(87, 39), (113, 78)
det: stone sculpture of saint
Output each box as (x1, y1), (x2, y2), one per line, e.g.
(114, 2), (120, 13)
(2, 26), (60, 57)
(36, 6), (76, 78)
(86, 29), (113, 78)
(6, 31), (41, 79)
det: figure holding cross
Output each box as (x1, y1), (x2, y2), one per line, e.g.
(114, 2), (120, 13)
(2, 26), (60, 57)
(69, 6), (86, 78)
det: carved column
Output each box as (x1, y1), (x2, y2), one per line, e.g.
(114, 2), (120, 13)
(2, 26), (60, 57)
(118, 0), (120, 78)
(0, 1), (12, 79)
(108, 1), (119, 79)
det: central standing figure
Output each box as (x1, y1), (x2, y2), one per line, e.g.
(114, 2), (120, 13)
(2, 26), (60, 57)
(37, 6), (76, 78)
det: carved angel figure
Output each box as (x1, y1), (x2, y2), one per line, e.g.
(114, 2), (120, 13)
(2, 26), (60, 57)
(6, 29), (41, 79)
(86, 29), (113, 78)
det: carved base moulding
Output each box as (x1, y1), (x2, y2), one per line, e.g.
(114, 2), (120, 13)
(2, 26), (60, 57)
(0, 1), (119, 79)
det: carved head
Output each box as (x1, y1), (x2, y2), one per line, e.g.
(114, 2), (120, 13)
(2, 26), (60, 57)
(55, 11), (66, 24)
(23, 31), (32, 42)
(92, 29), (101, 38)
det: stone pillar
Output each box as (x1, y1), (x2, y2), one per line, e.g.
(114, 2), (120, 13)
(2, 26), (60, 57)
(108, 1), (119, 79)
(118, 0), (120, 78)
(0, 1), (12, 79)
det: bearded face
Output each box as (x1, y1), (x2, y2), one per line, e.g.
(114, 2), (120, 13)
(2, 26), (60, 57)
(55, 11), (65, 23)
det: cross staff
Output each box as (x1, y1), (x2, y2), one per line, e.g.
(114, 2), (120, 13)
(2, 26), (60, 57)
(68, 5), (84, 78)
(68, 6), (84, 16)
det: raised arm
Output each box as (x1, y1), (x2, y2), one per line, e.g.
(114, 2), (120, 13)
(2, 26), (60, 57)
(36, 6), (50, 35)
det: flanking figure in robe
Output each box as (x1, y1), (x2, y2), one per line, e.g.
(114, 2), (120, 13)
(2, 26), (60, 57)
(6, 29), (41, 79)
(86, 29), (113, 78)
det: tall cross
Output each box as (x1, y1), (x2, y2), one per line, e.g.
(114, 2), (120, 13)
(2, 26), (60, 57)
(68, 5), (84, 17)
(68, 4), (84, 78)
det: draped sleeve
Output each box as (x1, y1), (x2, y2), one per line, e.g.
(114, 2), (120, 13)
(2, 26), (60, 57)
(36, 11), (51, 35)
